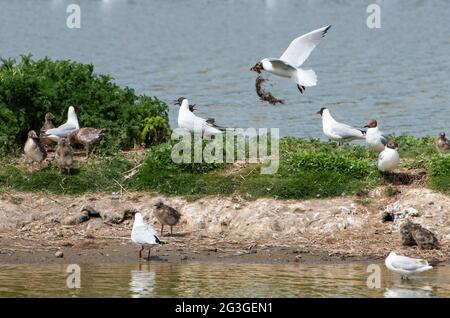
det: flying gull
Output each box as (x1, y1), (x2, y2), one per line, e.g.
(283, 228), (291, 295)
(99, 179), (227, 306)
(251, 25), (331, 94)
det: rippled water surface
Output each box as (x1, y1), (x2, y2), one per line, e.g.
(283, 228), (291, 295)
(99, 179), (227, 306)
(1, 263), (450, 297)
(0, 0), (449, 137)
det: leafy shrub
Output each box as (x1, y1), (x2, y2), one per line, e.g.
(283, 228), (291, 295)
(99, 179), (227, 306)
(284, 148), (375, 178)
(0, 55), (170, 155)
(427, 154), (450, 176)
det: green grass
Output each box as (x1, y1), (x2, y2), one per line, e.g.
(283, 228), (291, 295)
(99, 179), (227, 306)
(1, 136), (448, 198)
(0, 156), (133, 194)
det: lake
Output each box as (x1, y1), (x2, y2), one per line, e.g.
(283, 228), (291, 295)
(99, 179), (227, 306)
(0, 0), (449, 138)
(0, 262), (449, 297)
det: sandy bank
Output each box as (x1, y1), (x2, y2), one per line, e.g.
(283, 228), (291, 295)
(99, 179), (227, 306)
(0, 187), (449, 265)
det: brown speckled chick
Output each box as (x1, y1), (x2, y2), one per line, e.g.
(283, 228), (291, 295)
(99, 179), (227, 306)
(435, 132), (450, 154)
(39, 112), (56, 149)
(55, 138), (73, 174)
(24, 130), (47, 168)
(154, 201), (182, 236)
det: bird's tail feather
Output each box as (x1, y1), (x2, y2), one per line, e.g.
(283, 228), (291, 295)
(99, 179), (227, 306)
(416, 265), (433, 273)
(296, 68), (317, 87)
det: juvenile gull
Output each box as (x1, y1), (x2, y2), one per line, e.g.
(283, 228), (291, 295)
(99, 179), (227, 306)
(39, 112), (56, 149)
(317, 107), (365, 144)
(364, 119), (388, 153)
(435, 132), (450, 154)
(251, 25), (331, 94)
(385, 251), (432, 280)
(68, 128), (105, 159)
(154, 201), (181, 236)
(45, 106), (79, 141)
(175, 97), (227, 136)
(131, 212), (162, 260)
(55, 138), (74, 174)
(24, 130), (47, 167)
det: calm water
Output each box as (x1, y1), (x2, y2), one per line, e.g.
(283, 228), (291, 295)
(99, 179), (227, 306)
(0, 0), (449, 138)
(1, 262), (450, 297)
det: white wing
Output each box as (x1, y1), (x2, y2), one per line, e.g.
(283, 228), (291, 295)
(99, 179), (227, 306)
(330, 122), (365, 140)
(45, 122), (78, 137)
(131, 224), (160, 245)
(391, 255), (429, 271)
(280, 25), (331, 67)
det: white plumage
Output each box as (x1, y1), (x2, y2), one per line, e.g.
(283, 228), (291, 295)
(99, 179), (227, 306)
(252, 25), (331, 94)
(176, 98), (223, 136)
(131, 213), (161, 259)
(378, 141), (400, 172)
(318, 107), (366, 143)
(45, 106), (79, 141)
(385, 252), (432, 279)
(365, 120), (388, 153)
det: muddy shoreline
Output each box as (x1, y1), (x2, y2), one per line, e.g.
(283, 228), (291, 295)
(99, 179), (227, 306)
(1, 187), (449, 265)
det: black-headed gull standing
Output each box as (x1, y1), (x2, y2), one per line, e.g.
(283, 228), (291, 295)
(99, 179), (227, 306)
(378, 140), (400, 172)
(175, 97), (226, 136)
(251, 25), (331, 94)
(365, 119), (389, 153)
(131, 212), (162, 260)
(385, 251), (432, 280)
(45, 106), (80, 142)
(317, 107), (366, 145)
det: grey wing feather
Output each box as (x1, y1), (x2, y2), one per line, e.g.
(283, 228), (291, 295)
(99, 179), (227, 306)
(331, 123), (364, 139)
(391, 256), (428, 271)
(46, 122), (78, 137)
(269, 59), (297, 71)
(132, 225), (160, 245)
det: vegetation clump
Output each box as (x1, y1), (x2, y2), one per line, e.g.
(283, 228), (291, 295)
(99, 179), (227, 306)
(0, 55), (170, 156)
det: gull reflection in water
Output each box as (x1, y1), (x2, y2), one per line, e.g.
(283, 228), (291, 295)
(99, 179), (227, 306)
(129, 264), (156, 298)
(384, 285), (433, 298)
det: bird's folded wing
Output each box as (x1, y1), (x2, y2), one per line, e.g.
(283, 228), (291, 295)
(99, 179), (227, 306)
(391, 256), (428, 270)
(381, 134), (389, 145)
(330, 123), (364, 139)
(132, 225), (160, 245)
(280, 25), (331, 67)
(46, 122), (78, 137)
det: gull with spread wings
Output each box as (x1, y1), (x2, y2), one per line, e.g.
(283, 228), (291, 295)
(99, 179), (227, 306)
(251, 25), (331, 95)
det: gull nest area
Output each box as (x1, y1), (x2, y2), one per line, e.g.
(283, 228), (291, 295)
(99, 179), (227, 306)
(255, 76), (284, 105)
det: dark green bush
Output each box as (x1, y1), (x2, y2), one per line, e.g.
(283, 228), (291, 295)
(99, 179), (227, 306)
(0, 55), (170, 155)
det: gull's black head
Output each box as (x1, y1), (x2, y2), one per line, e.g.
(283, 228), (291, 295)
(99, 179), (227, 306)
(250, 62), (263, 73)
(365, 119), (378, 128)
(439, 132), (446, 138)
(386, 140), (398, 149)
(174, 97), (186, 106)
(316, 107), (327, 116)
